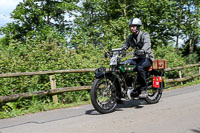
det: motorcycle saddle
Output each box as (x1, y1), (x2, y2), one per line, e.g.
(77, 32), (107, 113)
(120, 59), (137, 65)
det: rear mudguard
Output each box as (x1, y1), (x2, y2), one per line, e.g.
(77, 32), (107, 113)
(149, 70), (165, 89)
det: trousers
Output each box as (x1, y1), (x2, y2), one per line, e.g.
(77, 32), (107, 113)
(124, 58), (152, 90)
(135, 58), (152, 90)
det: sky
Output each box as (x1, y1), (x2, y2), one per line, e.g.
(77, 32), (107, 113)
(0, 0), (23, 27)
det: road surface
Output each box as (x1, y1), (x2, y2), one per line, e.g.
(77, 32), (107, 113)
(0, 84), (200, 133)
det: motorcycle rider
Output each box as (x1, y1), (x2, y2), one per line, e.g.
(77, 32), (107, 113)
(122, 18), (154, 98)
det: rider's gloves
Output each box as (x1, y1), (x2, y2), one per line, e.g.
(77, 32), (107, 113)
(135, 49), (145, 56)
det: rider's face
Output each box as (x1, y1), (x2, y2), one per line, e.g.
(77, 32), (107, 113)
(130, 25), (138, 34)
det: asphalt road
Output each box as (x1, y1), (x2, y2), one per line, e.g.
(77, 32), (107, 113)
(1, 84), (200, 133)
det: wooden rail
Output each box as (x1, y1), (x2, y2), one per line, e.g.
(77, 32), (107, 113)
(0, 68), (96, 78)
(164, 63), (200, 83)
(164, 64), (200, 72)
(0, 63), (200, 103)
(0, 86), (91, 103)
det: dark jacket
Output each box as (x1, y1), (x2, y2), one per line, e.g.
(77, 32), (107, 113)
(122, 31), (154, 62)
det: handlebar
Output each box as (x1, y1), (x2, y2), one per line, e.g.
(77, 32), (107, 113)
(105, 48), (126, 58)
(107, 48), (139, 66)
(105, 48), (137, 59)
(105, 48), (145, 59)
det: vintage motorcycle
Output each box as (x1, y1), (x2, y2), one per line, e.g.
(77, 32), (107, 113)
(90, 48), (166, 114)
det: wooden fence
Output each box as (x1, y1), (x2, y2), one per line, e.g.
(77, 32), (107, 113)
(0, 63), (200, 104)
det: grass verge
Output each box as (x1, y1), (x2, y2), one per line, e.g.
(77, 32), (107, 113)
(0, 100), (91, 119)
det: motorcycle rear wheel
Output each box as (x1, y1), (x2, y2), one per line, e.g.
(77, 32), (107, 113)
(145, 81), (164, 104)
(90, 76), (117, 114)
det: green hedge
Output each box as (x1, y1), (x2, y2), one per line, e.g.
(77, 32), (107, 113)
(0, 39), (106, 104)
(0, 39), (198, 112)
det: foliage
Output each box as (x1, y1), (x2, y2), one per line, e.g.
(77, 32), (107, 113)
(0, 39), (106, 109)
(0, 0), (79, 43)
(184, 53), (199, 64)
(0, 0), (199, 52)
(153, 45), (186, 79)
(154, 45), (186, 67)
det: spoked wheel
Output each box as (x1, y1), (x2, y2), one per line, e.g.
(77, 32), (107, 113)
(145, 76), (164, 104)
(90, 76), (117, 114)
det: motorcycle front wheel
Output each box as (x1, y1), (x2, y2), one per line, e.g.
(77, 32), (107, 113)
(90, 76), (117, 114)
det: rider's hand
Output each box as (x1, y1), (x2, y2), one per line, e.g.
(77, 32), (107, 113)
(135, 49), (145, 56)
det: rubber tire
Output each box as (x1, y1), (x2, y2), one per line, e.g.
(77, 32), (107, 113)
(145, 81), (164, 104)
(90, 77), (117, 114)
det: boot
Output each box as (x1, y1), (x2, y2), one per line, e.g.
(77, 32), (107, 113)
(139, 90), (148, 98)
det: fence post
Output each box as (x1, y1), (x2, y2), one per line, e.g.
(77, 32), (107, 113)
(199, 67), (200, 74)
(199, 67), (200, 80)
(179, 71), (183, 85)
(49, 75), (58, 104)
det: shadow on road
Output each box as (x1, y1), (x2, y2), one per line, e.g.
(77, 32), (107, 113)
(85, 109), (101, 115)
(85, 99), (147, 115)
(117, 99), (147, 109)
(191, 128), (200, 133)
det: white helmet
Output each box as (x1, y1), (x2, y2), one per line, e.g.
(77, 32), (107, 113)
(129, 18), (142, 26)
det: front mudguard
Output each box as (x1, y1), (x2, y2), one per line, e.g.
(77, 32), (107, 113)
(94, 71), (122, 98)
(95, 71), (106, 78)
(95, 71), (117, 80)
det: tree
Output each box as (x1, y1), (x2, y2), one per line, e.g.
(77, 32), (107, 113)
(175, 0), (184, 52)
(0, 0), (199, 55)
(181, 0), (200, 54)
(0, 0), (78, 44)
(70, 0), (107, 48)
(71, 0), (135, 49)
(71, 0), (183, 50)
